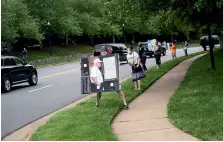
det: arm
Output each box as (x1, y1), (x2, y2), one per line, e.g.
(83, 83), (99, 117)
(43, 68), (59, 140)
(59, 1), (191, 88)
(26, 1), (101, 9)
(134, 52), (141, 67)
(91, 77), (100, 86)
(137, 57), (141, 67)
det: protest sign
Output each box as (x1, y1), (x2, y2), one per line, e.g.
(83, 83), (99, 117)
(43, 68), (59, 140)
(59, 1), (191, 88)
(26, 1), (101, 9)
(81, 54), (120, 94)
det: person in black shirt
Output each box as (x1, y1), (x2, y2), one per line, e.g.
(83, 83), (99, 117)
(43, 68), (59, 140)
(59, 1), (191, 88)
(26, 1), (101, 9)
(138, 42), (147, 71)
(154, 42), (162, 69)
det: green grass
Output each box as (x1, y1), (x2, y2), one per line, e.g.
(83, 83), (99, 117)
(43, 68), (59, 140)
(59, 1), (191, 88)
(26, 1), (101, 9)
(30, 51), (205, 141)
(168, 50), (223, 141)
(35, 58), (79, 69)
(26, 44), (94, 61)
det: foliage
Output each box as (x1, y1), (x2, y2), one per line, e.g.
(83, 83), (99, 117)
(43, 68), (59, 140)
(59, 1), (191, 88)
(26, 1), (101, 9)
(1, 0), (42, 44)
(2, 0), (222, 51)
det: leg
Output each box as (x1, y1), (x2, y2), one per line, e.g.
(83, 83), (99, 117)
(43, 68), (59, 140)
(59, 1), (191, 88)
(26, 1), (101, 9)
(137, 80), (141, 90)
(96, 92), (102, 106)
(117, 91), (128, 108)
(158, 55), (161, 68)
(143, 56), (147, 71)
(134, 81), (138, 90)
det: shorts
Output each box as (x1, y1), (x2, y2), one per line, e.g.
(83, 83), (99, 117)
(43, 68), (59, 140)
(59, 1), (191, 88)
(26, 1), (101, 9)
(154, 54), (161, 65)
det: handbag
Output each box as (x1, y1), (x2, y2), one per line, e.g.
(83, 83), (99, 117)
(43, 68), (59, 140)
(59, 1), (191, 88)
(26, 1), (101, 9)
(132, 52), (146, 79)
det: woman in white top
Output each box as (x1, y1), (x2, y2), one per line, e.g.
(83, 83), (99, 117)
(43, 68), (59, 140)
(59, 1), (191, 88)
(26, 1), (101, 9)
(126, 47), (145, 90)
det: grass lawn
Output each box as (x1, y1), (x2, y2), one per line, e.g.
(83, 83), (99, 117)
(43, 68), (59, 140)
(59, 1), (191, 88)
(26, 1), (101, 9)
(26, 43), (138, 62)
(27, 44), (94, 61)
(30, 51), (204, 141)
(168, 50), (223, 140)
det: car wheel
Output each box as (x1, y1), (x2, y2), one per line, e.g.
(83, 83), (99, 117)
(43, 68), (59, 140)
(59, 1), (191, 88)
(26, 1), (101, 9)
(2, 77), (11, 93)
(29, 72), (38, 86)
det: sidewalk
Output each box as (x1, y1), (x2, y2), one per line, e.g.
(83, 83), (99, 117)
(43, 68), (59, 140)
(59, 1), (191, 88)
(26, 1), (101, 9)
(111, 55), (204, 141)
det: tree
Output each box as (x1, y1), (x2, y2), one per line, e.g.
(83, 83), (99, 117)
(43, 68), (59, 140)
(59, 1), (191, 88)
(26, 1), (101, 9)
(25, 0), (82, 46)
(1, 0), (42, 50)
(170, 0), (223, 70)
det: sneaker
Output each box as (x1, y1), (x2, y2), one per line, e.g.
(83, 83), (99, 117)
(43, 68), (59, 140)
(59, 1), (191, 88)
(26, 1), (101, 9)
(124, 105), (128, 110)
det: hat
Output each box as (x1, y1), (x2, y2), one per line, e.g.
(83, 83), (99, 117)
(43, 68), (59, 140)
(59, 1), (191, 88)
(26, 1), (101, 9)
(94, 58), (102, 64)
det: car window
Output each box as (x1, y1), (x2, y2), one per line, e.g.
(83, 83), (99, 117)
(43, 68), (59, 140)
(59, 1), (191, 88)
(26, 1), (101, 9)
(14, 58), (23, 66)
(4, 58), (16, 66)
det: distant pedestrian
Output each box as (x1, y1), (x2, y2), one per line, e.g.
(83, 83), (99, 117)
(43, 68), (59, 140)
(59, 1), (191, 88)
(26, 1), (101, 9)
(154, 41), (162, 69)
(127, 47), (145, 90)
(170, 43), (177, 59)
(22, 48), (28, 62)
(138, 42), (147, 71)
(183, 41), (188, 56)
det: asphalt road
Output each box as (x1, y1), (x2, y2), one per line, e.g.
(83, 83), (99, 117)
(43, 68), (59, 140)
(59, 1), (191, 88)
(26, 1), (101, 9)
(1, 47), (203, 138)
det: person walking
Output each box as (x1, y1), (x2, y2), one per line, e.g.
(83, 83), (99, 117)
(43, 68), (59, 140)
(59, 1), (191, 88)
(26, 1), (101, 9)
(22, 48), (28, 62)
(154, 41), (162, 69)
(183, 41), (188, 56)
(138, 42), (147, 71)
(170, 42), (177, 59)
(126, 47), (145, 90)
(90, 57), (128, 109)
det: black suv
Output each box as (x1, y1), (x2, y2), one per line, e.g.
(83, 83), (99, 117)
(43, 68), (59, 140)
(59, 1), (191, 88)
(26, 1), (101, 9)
(94, 43), (128, 62)
(1, 56), (38, 93)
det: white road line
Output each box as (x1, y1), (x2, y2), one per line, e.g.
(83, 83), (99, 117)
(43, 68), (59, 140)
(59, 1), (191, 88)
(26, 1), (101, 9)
(39, 69), (79, 79)
(29, 85), (54, 93)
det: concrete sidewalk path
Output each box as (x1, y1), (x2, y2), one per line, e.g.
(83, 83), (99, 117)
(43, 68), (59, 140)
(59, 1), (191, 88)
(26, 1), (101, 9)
(111, 55), (205, 141)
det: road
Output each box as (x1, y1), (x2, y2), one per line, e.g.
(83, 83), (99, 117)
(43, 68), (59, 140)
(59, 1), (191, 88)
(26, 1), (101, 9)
(1, 47), (203, 138)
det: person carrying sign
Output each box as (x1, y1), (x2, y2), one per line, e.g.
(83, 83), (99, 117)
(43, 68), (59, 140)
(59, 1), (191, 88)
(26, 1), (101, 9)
(90, 57), (128, 110)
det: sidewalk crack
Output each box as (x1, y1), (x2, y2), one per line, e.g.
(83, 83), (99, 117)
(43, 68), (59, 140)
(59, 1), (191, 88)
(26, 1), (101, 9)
(116, 127), (175, 135)
(114, 117), (168, 123)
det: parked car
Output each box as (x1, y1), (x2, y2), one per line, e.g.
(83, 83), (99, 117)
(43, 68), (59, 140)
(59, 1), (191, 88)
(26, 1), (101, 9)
(1, 56), (38, 93)
(94, 43), (128, 62)
(200, 35), (220, 46)
(141, 42), (166, 57)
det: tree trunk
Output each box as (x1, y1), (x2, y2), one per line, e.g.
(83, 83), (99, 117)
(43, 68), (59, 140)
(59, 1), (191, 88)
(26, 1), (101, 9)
(132, 32), (135, 41)
(38, 40), (43, 49)
(113, 35), (115, 43)
(124, 32), (127, 43)
(90, 36), (94, 45)
(220, 36), (223, 51)
(207, 23), (215, 70)
(187, 33), (190, 41)
(65, 34), (69, 46)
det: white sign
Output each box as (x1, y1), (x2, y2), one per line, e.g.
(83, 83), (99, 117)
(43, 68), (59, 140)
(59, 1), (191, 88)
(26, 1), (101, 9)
(103, 56), (117, 80)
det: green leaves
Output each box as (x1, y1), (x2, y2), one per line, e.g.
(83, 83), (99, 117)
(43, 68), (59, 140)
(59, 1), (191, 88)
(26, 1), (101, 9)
(1, 0), (42, 43)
